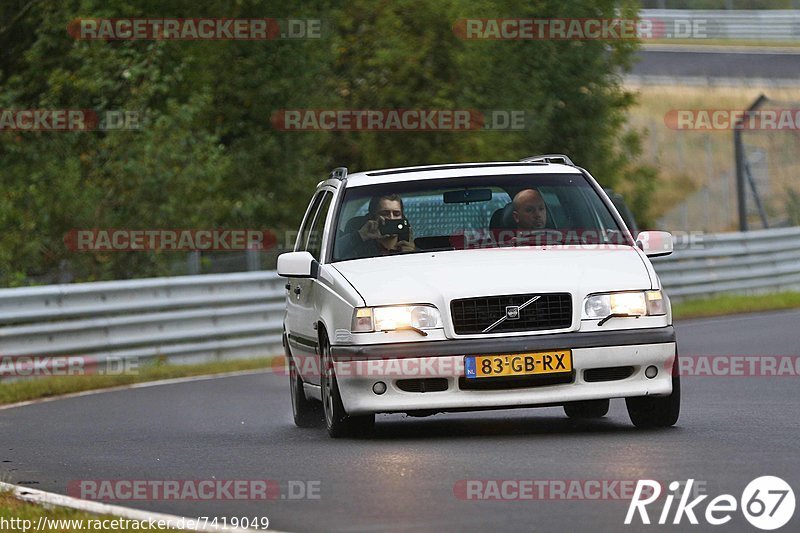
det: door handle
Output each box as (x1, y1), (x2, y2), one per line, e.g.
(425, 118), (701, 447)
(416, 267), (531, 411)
(294, 286), (302, 295)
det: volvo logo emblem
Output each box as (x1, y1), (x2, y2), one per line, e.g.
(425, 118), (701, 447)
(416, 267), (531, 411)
(482, 295), (540, 333)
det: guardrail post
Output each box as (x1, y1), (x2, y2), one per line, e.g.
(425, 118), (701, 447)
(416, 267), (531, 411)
(246, 248), (261, 272)
(734, 94), (768, 232)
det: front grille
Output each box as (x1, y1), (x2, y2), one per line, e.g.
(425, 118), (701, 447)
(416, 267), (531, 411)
(584, 366), (635, 383)
(459, 372), (573, 390)
(450, 293), (572, 334)
(396, 378), (449, 393)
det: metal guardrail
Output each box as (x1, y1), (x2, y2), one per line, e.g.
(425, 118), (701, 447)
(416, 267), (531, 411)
(653, 226), (800, 300)
(640, 9), (800, 41)
(0, 272), (286, 377)
(1, 227), (799, 377)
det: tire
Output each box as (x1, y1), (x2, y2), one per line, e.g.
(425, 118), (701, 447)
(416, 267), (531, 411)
(320, 333), (374, 438)
(289, 356), (323, 428)
(626, 363), (681, 429)
(564, 399), (609, 419)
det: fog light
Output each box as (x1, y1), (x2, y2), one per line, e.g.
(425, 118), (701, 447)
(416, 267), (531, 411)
(645, 366), (658, 379)
(372, 381), (387, 395)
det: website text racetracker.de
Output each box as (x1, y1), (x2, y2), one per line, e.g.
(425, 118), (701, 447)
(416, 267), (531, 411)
(64, 229), (278, 252)
(68, 18), (323, 40)
(0, 516), (239, 532)
(67, 479), (321, 501)
(453, 480), (706, 501)
(447, 229), (703, 252)
(0, 109), (140, 131)
(271, 109), (530, 131)
(282, 353), (568, 378)
(0, 356), (138, 378)
(279, 354), (800, 380)
(453, 18), (708, 40)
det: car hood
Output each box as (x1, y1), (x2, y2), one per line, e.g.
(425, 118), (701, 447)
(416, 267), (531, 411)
(330, 245), (652, 307)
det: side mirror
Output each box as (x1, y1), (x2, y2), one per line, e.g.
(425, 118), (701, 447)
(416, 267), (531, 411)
(636, 231), (673, 257)
(277, 251), (319, 278)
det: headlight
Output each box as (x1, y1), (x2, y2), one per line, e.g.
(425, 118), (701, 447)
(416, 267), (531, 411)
(351, 305), (442, 333)
(582, 290), (666, 320)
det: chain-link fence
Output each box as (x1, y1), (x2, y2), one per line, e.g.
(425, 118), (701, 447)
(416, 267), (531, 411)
(734, 95), (800, 229)
(655, 94), (800, 233)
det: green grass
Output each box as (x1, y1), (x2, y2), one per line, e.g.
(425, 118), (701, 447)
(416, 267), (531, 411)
(672, 291), (800, 320)
(0, 491), (180, 532)
(0, 356), (279, 406)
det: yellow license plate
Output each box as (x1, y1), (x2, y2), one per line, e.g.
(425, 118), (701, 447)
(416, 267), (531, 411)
(465, 351), (572, 379)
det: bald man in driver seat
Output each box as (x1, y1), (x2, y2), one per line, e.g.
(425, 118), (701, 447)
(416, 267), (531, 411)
(512, 188), (547, 230)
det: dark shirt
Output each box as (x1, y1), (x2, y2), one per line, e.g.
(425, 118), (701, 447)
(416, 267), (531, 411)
(336, 231), (403, 260)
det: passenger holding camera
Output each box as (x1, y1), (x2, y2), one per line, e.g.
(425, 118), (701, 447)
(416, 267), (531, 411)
(338, 194), (415, 259)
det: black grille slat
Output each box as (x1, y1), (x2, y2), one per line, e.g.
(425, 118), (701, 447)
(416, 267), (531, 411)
(450, 293), (572, 334)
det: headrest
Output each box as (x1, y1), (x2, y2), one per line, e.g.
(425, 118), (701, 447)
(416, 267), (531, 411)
(344, 214), (370, 233)
(490, 203), (517, 231)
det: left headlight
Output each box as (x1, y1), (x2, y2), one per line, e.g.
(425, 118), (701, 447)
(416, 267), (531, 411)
(351, 305), (443, 333)
(582, 290), (666, 320)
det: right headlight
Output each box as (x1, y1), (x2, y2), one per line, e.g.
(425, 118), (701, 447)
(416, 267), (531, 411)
(582, 290), (666, 320)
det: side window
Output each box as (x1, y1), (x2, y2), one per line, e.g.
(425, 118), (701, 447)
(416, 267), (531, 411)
(305, 191), (333, 260)
(295, 192), (324, 252)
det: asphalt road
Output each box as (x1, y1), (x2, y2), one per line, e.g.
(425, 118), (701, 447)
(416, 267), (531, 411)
(2, 310), (799, 532)
(633, 48), (800, 80)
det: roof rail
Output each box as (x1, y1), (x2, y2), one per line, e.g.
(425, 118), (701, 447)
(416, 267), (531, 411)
(520, 154), (575, 166)
(329, 166), (348, 181)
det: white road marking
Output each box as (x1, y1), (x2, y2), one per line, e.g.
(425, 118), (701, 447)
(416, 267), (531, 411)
(0, 369), (271, 412)
(0, 481), (289, 532)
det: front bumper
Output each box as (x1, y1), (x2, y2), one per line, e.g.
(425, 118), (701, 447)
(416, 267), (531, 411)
(330, 327), (676, 415)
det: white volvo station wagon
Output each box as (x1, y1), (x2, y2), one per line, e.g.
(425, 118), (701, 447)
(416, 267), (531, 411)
(278, 155), (679, 437)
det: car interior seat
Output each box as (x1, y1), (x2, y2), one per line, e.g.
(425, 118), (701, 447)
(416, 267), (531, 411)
(344, 214), (370, 234)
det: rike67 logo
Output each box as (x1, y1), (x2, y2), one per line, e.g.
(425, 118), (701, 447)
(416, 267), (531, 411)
(626, 477), (795, 530)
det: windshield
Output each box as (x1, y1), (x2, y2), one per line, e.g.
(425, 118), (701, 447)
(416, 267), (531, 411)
(331, 173), (631, 262)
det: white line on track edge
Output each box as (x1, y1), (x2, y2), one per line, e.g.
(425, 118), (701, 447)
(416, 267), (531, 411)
(0, 368), (274, 412)
(0, 480), (290, 532)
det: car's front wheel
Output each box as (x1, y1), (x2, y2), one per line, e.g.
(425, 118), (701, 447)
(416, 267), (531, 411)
(320, 333), (374, 438)
(564, 399), (609, 419)
(626, 364), (681, 428)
